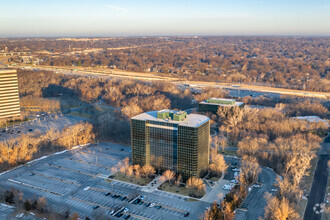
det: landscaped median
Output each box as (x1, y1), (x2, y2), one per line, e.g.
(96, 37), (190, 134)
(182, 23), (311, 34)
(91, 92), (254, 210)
(111, 172), (154, 186)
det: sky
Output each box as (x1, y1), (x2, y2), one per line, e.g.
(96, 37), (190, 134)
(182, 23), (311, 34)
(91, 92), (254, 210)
(0, 0), (329, 37)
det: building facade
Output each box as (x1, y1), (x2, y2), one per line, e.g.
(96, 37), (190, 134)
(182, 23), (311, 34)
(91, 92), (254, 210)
(131, 110), (210, 179)
(199, 98), (244, 114)
(0, 70), (21, 119)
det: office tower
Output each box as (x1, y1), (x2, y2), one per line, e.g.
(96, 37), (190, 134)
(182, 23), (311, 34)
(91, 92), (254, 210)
(0, 69), (21, 119)
(131, 110), (209, 179)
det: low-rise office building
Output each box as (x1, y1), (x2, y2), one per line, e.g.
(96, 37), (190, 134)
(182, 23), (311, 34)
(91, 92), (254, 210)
(131, 110), (210, 179)
(199, 98), (244, 114)
(0, 69), (21, 119)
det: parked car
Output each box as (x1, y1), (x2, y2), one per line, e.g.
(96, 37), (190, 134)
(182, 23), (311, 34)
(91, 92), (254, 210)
(92, 205), (99, 210)
(222, 184), (232, 190)
(149, 203), (155, 208)
(123, 207), (130, 213)
(184, 212), (190, 217)
(105, 192), (111, 196)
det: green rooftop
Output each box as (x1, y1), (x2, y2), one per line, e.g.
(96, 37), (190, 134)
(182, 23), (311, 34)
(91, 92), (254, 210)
(206, 98), (236, 105)
(157, 110), (187, 121)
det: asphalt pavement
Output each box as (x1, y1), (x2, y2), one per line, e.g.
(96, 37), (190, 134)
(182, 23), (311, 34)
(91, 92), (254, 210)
(304, 135), (329, 220)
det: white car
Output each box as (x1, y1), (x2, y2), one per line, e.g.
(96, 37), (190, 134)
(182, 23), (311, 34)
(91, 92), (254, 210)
(222, 184), (232, 190)
(84, 186), (90, 191)
(109, 210), (115, 215)
(234, 172), (239, 177)
(123, 207), (130, 212)
(253, 184), (260, 188)
(232, 168), (240, 172)
(149, 203), (155, 208)
(231, 179), (238, 184)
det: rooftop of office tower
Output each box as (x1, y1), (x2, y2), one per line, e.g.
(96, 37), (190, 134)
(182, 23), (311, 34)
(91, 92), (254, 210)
(131, 109), (209, 128)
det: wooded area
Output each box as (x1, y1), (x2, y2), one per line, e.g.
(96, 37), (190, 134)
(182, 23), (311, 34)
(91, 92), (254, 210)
(2, 36), (329, 92)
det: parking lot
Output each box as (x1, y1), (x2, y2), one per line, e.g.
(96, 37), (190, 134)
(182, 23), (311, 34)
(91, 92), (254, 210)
(0, 113), (82, 141)
(0, 143), (210, 219)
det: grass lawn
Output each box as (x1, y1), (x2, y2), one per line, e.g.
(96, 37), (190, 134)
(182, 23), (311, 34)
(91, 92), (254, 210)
(158, 182), (205, 199)
(220, 148), (238, 157)
(208, 176), (221, 181)
(112, 173), (153, 186)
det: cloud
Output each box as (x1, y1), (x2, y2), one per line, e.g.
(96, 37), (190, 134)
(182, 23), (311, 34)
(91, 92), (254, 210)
(106, 4), (127, 13)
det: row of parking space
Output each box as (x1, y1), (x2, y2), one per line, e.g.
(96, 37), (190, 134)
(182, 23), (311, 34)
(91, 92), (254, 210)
(81, 147), (128, 159)
(49, 158), (101, 176)
(152, 190), (186, 202)
(12, 173), (77, 195)
(112, 181), (143, 191)
(33, 166), (86, 185)
(77, 185), (188, 219)
(240, 187), (258, 209)
(69, 154), (119, 169)
(144, 195), (191, 214)
(3, 180), (62, 202)
(128, 208), (162, 220)
(82, 186), (134, 201)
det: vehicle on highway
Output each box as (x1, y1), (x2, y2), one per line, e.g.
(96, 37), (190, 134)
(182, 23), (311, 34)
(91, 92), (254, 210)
(184, 212), (190, 217)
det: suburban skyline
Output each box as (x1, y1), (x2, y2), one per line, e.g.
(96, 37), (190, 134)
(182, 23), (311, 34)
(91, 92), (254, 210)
(1, 0), (330, 37)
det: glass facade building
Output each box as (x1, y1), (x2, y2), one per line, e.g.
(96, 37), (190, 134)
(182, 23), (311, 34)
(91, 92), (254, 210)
(131, 110), (210, 179)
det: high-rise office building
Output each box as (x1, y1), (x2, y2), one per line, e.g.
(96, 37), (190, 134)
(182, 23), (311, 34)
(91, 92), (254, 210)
(199, 98), (244, 114)
(0, 69), (21, 119)
(131, 110), (210, 179)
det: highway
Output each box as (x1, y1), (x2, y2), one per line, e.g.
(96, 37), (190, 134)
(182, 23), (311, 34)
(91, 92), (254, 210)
(11, 65), (330, 99)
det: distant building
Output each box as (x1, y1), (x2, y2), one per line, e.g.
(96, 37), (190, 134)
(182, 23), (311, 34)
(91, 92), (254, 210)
(0, 69), (21, 119)
(199, 98), (244, 114)
(131, 110), (210, 179)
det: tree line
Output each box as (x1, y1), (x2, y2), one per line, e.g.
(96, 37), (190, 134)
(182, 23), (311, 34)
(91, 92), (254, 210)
(0, 122), (94, 172)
